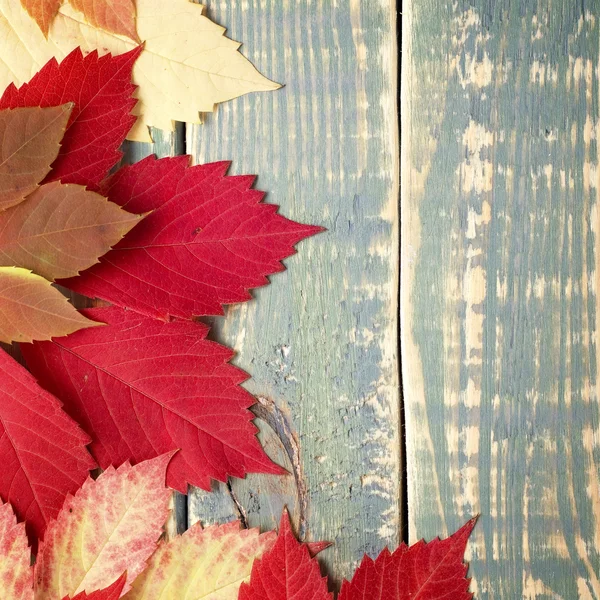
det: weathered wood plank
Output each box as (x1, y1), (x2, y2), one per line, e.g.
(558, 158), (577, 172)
(402, 1), (600, 597)
(188, 0), (400, 585)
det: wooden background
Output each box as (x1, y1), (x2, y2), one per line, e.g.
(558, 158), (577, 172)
(403, 0), (600, 598)
(122, 0), (600, 597)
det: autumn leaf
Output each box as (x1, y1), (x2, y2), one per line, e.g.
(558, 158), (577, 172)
(34, 454), (173, 599)
(22, 306), (284, 494)
(66, 576), (126, 600)
(0, 501), (33, 600)
(124, 521), (275, 599)
(0, 0), (279, 142)
(20, 0), (61, 37)
(0, 105), (71, 211)
(70, 0), (139, 41)
(0, 47), (141, 190)
(338, 519), (477, 600)
(0, 267), (101, 343)
(0, 181), (142, 281)
(238, 510), (332, 600)
(63, 157), (323, 320)
(0, 350), (94, 544)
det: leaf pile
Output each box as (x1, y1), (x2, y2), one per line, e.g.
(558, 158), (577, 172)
(0, 46), (318, 544)
(8, 0), (280, 141)
(0, 453), (476, 599)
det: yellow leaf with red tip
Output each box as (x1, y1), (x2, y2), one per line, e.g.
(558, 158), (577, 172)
(34, 454), (174, 599)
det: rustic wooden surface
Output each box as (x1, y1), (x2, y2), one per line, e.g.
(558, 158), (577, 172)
(125, 0), (400, 587)
(402, 1), (600, 598)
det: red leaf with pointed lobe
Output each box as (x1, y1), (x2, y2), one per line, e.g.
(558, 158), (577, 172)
(63, 156), (323, 320)
(65, 576), (126, 600)
(0, 350), (95, 544)
(338, 519), (477, 600)
(22, 306), (283, 494)
(0, 47), (140, 190)
(238, 510), (332, 600)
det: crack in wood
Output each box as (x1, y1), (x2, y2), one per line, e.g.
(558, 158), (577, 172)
(252, 396), (309, 540)
(226, 478), (248, 528)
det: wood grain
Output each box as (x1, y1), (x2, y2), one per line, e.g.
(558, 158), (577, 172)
(402, 1), (600, 597)
(186, 0), (400, 585)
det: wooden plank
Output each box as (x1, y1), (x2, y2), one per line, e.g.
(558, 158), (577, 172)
(188, 0), (400, 584)
(402, 1), (600, 597)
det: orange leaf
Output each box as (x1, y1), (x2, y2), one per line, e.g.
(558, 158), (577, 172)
(0, 266), (100, 343)
(0, 105), (72, 211)
(124, 521), (275, 599)
(0, 181), (143, 281)
(69, 0), (139, 41)
(34, 454), (174, 599)
(0, 502), (33, 600)
(20, 0), (61, 37)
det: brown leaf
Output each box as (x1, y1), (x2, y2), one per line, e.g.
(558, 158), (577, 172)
(0, 105), (72, 211)
(0, 266), (100, 343)
(69, 0), (139, 41)
(20, 0), (61, 37)
(0, 181), (143, 281)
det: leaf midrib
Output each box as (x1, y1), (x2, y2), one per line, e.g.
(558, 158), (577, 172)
(55, 341), (261, 461)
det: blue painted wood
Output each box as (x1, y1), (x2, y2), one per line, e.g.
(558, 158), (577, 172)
(402, 1), (600, 597)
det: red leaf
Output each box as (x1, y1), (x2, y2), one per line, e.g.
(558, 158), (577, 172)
(65, 575), (126, 600)
(63, 156), (323, 320)
(0, 350), (95, 544)
(338, 519), (477, 600)
(0, 47), (140, 190)
(22, 306), (284, 493)
(238, 510), (332, 600)
(306, 541), (333, 557)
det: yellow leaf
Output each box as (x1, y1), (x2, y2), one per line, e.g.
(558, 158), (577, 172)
(124, 521), (276, 600)
(0, 266), (100, 343)
(0, 502), (33, 600)
(0, 105), (72, 211)
(0, 0), (279, 142)
(34, 454), (174, 599)
(0, 181), (143, 281)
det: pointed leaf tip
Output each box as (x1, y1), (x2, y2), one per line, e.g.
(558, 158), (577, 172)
(66, 574), (126, 600)
(239, 508), (332, 600)
(0, 266), (100, 343)
(66, 158), (324, 320)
